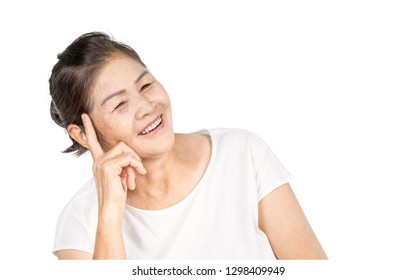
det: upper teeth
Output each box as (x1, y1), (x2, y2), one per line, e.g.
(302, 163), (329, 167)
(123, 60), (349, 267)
(139, 116), (162, 135)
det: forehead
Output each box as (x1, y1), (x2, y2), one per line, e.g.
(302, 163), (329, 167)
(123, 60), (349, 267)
(90, 55), (146, 100)
(95, 55), (145, 89)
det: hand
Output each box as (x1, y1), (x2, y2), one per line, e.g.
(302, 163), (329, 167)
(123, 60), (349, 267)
(81, 114), (147, 213)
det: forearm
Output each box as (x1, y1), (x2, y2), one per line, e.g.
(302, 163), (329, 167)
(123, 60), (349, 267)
(93, 209), (126, 259)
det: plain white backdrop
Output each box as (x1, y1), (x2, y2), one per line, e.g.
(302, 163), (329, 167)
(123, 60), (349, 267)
(0, 0), (415, 278)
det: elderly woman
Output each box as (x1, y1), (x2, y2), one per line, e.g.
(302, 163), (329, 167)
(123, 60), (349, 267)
(50, 32), (327, 260)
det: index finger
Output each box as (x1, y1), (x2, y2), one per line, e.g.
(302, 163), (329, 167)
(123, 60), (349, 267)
(81, 113), (104, 159)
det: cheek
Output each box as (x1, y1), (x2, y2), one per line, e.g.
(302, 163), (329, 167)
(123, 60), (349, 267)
(154, 84), (170, 104)
(97, 116), (134, 146)
(159, 92), (171, 111)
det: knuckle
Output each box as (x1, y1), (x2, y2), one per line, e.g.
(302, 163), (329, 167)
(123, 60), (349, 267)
(126, 153), (140, 163)
(126, 153), (135, 161)
(101, 162), (114, 173)
(93, 158), (111, 173)
(117, 141), (126, 148)
(92, 161), (100, 172)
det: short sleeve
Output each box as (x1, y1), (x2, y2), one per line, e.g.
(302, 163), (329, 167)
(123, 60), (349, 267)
(248, 133), (294, 202)
(52, 179), (97, 256)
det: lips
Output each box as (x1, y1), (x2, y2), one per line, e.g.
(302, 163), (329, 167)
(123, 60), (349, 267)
(138, 115), (163, 135)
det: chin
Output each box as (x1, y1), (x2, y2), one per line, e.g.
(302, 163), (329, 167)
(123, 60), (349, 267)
(138, 131), (175, 159)
(157, 133), (175, 153)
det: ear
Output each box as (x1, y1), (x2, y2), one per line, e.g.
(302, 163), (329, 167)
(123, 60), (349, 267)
(67, 124), (89, 149)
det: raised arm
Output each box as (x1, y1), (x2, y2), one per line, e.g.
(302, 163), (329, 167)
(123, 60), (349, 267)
(58, 114), (147, 260)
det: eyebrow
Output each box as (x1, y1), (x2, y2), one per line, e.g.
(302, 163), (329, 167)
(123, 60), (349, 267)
(100, 70), (150, 107)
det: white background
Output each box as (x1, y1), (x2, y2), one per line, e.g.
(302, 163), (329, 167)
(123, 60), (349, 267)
(0, 0), (415, 278)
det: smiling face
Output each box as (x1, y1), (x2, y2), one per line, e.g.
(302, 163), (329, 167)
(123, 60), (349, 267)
(87, 54), (175, 158)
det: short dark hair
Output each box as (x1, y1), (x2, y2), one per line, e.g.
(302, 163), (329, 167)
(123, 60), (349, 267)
(49, 32), (146, 156)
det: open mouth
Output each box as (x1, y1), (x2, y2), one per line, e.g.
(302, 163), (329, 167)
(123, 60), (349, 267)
(138, 115), (163, 135)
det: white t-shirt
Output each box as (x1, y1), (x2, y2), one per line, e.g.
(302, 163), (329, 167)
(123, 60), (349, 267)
(53, 128), (293, 259)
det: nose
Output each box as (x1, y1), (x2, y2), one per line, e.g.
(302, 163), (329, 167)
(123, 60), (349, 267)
(133, 94), (155, 120)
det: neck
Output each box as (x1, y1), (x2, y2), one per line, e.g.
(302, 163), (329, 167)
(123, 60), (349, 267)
(130, 144), (182, 199)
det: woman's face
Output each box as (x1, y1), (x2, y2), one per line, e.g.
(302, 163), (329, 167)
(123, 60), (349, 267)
(88, 54), (174, 158)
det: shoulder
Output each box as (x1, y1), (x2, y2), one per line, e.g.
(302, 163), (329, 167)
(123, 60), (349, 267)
(64, 178), (97, 207)
(53, 178), (97, 255)
(56, 178), (97, 223)
(206, 128), (269, 151)
(207, 127), (260, 142)
(181, 128), (274, 159)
